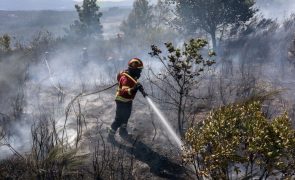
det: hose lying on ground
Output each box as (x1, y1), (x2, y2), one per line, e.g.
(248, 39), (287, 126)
(43, 54), (118, 114)
(43, 55), (118, 138)
(62, 83), (118, 142)
(65, 83), (118, 117)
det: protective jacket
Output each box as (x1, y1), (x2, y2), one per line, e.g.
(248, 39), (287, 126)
(115, 70), (138, 102)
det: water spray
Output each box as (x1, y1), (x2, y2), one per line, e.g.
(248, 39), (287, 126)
(143, 90), (202, 177)
(140, 89), (183, 150)
(44, 53), (182, 149)
(43, 52), (67, 95)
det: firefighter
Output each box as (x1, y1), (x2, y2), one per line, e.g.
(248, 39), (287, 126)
(108, 58), (146, 139)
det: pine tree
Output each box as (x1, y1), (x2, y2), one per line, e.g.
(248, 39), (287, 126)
(0, 34), (11, 52)
(174, 0), (257, 51)
(120, 0), (153, 37)
(70, 0), (103, 38)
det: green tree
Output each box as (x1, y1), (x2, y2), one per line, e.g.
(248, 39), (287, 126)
(120, 0), (153, 37)
(0, 34), (11, 52)
(184, 99), (295, 179)
(71, 0), (103, 38)
(173, 0), (256, 50)
(149, 39), (215, 137)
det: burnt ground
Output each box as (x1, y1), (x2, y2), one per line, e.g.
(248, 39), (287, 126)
(109, 132), (185, 179)
(71, 90), (188, 179)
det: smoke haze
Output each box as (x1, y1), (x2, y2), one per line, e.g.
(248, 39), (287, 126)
(256, 0), (295, 21)
(0, 0), (295, 178)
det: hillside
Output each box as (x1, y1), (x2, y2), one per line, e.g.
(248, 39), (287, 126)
(0, 8), (131, 41)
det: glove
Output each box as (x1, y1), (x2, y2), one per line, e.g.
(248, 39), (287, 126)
(132, 83), (143, 93)
(140, 89), (148, 97)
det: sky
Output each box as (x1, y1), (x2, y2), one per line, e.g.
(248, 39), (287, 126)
(0, 0), (294, 21)
(0, 0), (134, 10)
(74, 0), (126, 1)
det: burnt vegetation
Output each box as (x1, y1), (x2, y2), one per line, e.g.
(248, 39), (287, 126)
(1, 0), (295, 179)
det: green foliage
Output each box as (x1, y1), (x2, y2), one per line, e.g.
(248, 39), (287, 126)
(32, 146), (87, 178)
(173, 0), (257, 50)
(149, 38), (215, 136)
(0, 34), (11, 52)
(184, 100), (295, 179)
(69, 0), (103, 38)
(150, 39), (215, 91)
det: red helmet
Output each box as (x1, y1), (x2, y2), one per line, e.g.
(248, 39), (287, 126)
(128, 58), (143, 69)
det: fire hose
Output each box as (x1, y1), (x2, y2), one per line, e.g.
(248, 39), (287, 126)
(43, 52), (148, 120)
(43, 52), (147, 98)
(66, 83), (148, 112)
(43, 53), (186, 163)
(65, 83), (118, 114)
(43, 53), (118, 110)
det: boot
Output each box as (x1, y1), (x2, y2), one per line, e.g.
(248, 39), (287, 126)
(119, 124), (128, 137)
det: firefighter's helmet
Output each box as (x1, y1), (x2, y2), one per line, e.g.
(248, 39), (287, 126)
(128, 58), (143, 69)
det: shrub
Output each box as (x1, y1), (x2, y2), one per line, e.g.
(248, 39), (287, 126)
(184, 99), (295, 179)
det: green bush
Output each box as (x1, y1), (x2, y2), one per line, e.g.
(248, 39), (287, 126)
(0, 34), (11, 52)
(184, 100), (295, 179)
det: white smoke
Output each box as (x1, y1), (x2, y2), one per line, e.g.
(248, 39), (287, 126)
(256, 0), (295, 21)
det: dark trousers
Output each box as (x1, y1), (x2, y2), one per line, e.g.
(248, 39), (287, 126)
(111, 101), (132, 131)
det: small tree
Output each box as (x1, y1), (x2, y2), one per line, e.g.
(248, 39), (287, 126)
(184, 100), (295, 179)
(0, 34), (11, 52)
(173, 0), (257, 50)
(70, 0), (103, 38)
(149, 38), (215, 136)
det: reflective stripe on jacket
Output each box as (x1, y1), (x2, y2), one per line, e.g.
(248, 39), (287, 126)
(115, 71), (138, 102)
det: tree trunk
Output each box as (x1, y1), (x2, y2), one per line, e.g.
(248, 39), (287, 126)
(178, 95), (183, 137)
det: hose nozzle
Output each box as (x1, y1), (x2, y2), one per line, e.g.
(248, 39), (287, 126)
(139, 87), (148, 97)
